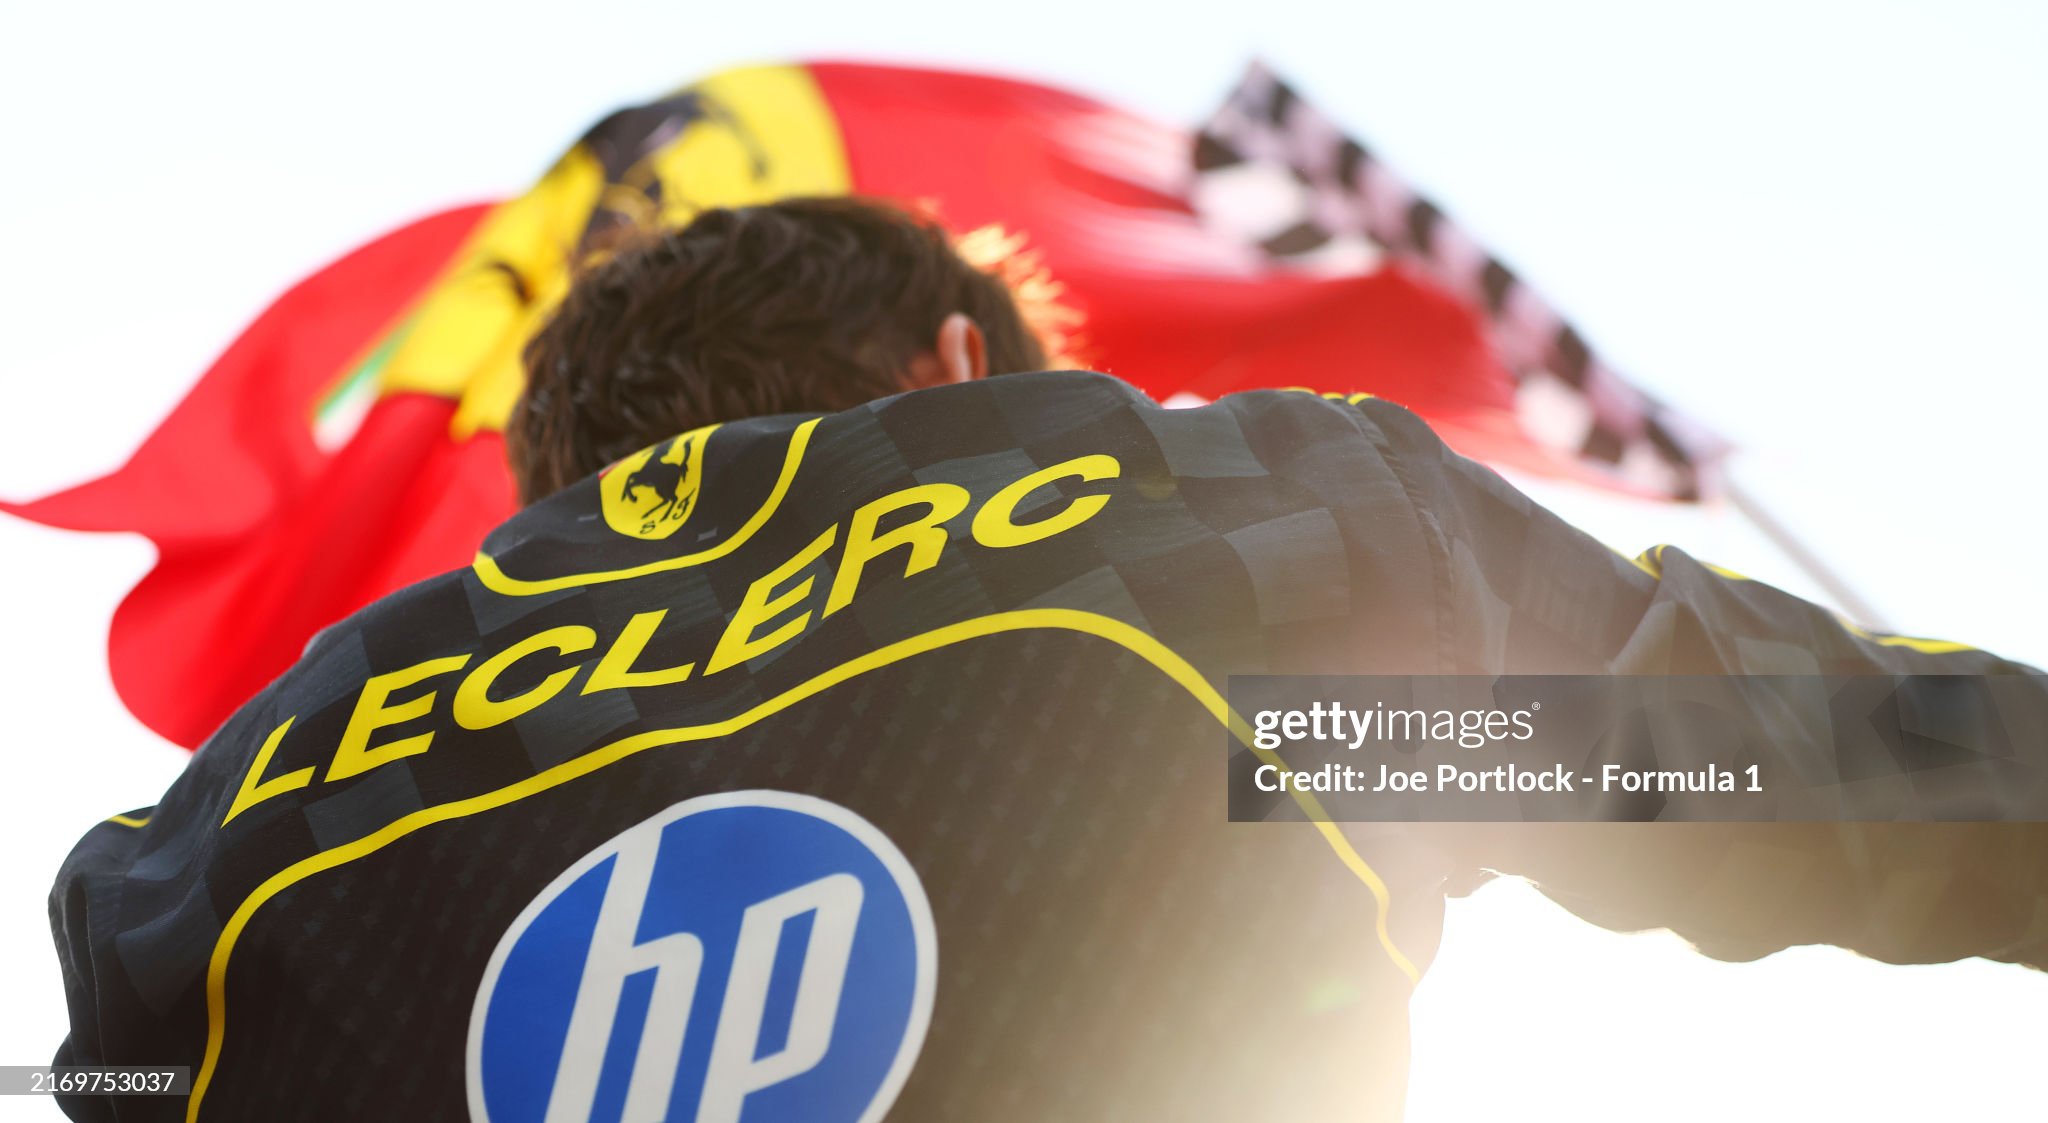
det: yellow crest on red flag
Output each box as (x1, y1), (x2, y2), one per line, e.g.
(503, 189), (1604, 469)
(373, 65), (853, 439)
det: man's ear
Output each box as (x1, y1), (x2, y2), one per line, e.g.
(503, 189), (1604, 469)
(936, 313), (987, 383)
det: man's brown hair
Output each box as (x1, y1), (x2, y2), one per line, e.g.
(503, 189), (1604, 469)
(508, 196), (1048, 504)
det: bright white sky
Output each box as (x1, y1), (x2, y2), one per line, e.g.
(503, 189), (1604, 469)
(1, 0), (2043, 1118)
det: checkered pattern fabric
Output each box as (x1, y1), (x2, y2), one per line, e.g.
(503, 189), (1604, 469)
(1192, 62), (1725, 500)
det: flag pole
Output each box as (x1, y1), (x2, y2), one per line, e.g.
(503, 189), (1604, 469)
(1722, 478), (1890, 630)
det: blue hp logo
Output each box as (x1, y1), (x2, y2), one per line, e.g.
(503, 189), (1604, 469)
(467, 791), (937, 1123)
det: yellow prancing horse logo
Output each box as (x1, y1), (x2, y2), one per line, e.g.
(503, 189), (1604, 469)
(600, 425), (718, 540)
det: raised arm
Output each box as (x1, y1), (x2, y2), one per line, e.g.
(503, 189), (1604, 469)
(1338, 393), (2048, 970)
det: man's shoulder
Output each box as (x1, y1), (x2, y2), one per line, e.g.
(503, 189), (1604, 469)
(861, 368), (1415, 472)
(320, 372), (1427, 660)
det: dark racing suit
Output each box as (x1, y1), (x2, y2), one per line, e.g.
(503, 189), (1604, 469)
(50, 371), (2047, 1121)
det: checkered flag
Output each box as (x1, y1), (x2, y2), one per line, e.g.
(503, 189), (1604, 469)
(1191, 62), (1724, 501)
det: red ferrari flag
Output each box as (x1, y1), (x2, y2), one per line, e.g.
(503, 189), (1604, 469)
(1, 61), (1722, 749)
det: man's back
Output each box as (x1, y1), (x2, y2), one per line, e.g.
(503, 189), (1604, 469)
(57, 372), (1464, 1120)
(51, 370), (2047, 1121)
